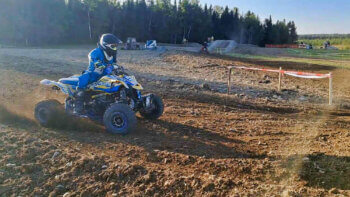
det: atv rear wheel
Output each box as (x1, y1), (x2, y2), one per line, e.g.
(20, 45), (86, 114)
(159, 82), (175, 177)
(140, 94), (164, 120)
(103, 103), (137, 135)
(34, 100), (62, 127)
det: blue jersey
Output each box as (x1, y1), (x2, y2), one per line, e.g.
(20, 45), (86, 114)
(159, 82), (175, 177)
(87, 47), (116, 75)
(78, 47), (117, 89)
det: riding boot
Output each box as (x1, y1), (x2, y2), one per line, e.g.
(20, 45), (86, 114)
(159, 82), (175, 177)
(73, 89), (85, 115)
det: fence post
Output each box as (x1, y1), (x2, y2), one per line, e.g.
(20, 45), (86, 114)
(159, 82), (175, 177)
(227, 67), (232, 95)
(278, 67), (282, 91)
(329, 72), (333, 105)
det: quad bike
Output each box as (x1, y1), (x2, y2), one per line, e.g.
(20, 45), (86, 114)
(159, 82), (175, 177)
(35, 65), (164, 134)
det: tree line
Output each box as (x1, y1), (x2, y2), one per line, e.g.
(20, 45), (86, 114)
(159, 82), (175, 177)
(299, 34), (350, 40)
(0, 0), (298, 46)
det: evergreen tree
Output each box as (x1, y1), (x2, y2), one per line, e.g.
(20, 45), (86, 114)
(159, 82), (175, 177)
(288, 21), (298, 43)
(0, 0), (298, 46)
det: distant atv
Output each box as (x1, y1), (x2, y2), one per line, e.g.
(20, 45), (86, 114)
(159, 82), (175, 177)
(123, 37), (141, 50)
(200, 46), (209, 54)
(35, 66), (164, 134)
(200, 42), (209, 54)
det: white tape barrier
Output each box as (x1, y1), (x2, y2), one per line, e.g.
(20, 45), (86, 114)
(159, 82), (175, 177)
(227, 65), (333, 105)
(284, 72), (330, 79)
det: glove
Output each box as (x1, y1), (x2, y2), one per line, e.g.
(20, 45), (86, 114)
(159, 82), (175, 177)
(113, 64), (124, 72)
(94, 60), (103, 68)
(113, 64), (120, 70)
(105, 65), (114, 74)
(98, 65), (106, 71)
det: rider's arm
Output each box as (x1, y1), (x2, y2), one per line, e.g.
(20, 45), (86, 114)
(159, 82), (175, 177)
(88, 50), (107, 72)
(113, 53), (117, 64)
(101, 55), (115, 75)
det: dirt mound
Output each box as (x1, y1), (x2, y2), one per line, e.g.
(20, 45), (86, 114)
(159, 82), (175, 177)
(232, 44), (289, 56)
(208, 40), (237, 53)
(186, 42), (202, 47)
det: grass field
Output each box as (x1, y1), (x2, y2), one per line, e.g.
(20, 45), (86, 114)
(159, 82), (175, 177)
(299, 38), (350, 50)
(229, 48), (350, 69)
(287, 48), (350, 60)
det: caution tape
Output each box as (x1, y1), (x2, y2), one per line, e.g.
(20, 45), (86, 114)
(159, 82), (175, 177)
(233, 66), (280, 73)
(230, 66), (331, 79)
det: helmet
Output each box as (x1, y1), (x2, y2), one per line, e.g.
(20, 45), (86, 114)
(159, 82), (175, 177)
(98, 33), (122, 57)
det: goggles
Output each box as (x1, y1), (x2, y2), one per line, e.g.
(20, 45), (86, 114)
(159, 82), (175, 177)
(106, 44), (117, 50)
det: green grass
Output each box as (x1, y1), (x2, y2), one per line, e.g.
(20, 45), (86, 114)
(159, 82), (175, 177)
(286, 49), (350, 60)
(299, 38), (350, 50)
(228, 49), (350, 69)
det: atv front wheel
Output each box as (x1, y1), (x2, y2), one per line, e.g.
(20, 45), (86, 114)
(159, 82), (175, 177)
(34, 100), (62, 127)
(103, 103), (137, 135)
(140, 94), (164, 120)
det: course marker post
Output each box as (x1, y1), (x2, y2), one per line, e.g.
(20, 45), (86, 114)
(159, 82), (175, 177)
(227, 65), (332, 105)
(278, 67), (282, 91)
(227, 66), (233, 95)
(329, 72), (333, 105)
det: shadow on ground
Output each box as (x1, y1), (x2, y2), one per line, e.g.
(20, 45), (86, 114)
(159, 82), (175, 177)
(0, 104), (101, 132)
(0, 105), (37, 128)
(0, 104), (266, 160)
(300, 153), (350, 190)
(278, 153), (350, 190)
(165, 91), (301, 114)
(63, 117), (266, 160)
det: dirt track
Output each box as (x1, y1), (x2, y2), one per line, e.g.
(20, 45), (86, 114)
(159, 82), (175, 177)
(1, 47), (350, 196)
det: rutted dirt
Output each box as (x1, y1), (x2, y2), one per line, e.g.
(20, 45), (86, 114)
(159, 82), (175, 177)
(1, 47), (350, 196)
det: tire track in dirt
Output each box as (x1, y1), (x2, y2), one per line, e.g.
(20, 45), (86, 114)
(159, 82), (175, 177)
(1, 48), (350, 196)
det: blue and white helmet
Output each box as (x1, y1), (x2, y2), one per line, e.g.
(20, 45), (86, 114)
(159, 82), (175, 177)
(98, 33), (122, 57)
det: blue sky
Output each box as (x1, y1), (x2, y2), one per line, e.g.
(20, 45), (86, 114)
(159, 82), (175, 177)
(200, 0), (350, 34)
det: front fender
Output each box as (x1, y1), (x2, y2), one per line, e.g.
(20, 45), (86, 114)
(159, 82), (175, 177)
(132, 84), (143, 90)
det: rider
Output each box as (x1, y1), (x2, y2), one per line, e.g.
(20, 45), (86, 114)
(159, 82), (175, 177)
(74, 33), (122, 114)
(202, 41), (208, 52)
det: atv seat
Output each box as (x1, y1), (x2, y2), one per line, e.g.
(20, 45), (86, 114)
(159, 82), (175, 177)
(59, 77), (79, 86)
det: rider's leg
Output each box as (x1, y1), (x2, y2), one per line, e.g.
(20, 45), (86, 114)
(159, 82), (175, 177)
(77, 72), (90, 89)
(74, 89), (85, 115)
(74, 72), (90, 114)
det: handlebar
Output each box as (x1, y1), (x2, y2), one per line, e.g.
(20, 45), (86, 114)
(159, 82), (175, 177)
(113, 65), (128, 76)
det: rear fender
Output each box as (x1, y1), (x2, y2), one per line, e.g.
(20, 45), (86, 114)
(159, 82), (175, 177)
(40, 79), (75, 96)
